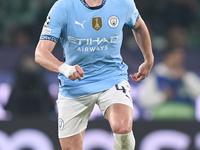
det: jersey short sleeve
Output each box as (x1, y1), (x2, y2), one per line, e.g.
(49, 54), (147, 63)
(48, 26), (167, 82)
(40, 0), (67, 43)
(124, 0), (139, 29)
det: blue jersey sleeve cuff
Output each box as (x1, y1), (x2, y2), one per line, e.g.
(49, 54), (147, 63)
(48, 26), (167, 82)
(124, 14), (140, 29)
(124, 24), (134, 29)
(40, 35), (59, 43)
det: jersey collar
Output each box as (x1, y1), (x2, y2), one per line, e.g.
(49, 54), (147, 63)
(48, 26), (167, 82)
(80, 0), (106, 10)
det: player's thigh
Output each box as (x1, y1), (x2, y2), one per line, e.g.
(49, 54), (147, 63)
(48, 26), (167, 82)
(97, 81), (133, 133)
(57, 94), (96, 138)
(105, 103), (133, 133)
(59, 130), (85, 150)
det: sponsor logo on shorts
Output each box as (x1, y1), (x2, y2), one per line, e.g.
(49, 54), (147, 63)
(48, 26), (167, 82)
(108, 16), (119, 28)
(58, 118), (64, 131)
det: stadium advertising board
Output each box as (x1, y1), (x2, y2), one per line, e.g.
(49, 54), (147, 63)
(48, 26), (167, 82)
(0, 117), (199, 150)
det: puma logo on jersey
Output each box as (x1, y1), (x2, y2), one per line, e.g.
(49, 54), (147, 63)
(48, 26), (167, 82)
(75, 20), (85, 29)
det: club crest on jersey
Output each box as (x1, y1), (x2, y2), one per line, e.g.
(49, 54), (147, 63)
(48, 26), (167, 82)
(92, 17), (102, 31)
(108, 16), (119, 28)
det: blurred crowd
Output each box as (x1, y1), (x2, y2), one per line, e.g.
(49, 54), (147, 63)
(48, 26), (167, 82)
(124, 0), (200, 49)
(137, 46), (200, 120)
(0, 0), (55, 46)
(0, 0), (200, 121)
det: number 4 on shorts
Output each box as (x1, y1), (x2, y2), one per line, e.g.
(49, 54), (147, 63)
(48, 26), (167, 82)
(115, 84), (131, 99)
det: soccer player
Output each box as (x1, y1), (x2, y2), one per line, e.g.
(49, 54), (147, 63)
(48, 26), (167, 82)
(35, 0), (154, 149)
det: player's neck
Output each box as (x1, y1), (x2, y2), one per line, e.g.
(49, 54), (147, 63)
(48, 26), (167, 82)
(84, 0), (103, 7)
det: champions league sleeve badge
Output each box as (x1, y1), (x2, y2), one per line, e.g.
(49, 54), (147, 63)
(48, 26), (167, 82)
(108, 16), (119, 28)
(44, 14), (51, 27)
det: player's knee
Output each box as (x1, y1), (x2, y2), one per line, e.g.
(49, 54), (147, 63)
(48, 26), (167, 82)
(111, 122), (132, 134)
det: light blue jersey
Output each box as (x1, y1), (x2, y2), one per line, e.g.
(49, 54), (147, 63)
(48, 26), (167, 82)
(40, 0), (139, 98)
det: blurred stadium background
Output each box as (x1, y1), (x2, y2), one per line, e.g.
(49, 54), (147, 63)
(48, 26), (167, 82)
(0, 0), (200, 150)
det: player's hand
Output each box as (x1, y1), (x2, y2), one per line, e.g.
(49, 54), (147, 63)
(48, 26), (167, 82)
(130, 61), (153, 83)
(68, 65), (84, 81)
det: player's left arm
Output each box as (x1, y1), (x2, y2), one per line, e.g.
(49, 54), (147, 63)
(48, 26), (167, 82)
(130, 16), (154, 82)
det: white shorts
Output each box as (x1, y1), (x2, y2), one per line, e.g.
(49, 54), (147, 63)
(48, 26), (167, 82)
(56, 80), (133, 138)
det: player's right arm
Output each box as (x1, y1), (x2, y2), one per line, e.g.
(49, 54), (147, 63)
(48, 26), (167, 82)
(35, 40), (62, 73)
(35, 40), (84, 80)
(35, 1), (83, 80)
